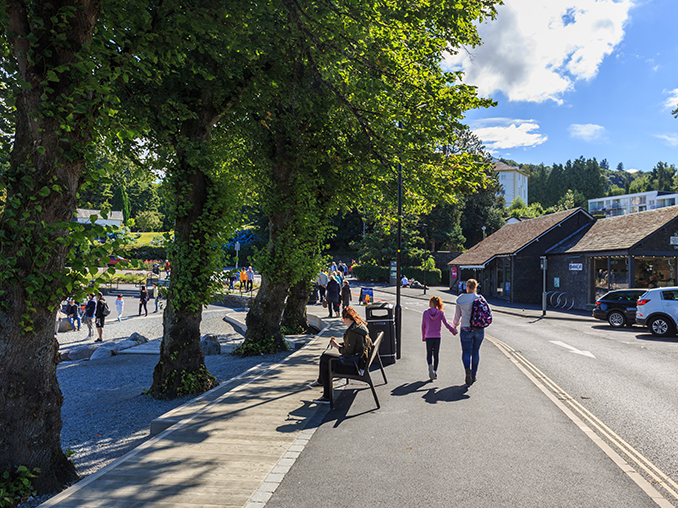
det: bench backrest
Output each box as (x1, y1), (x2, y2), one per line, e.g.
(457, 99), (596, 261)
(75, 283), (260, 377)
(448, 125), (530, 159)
(366, 331), (384, 369)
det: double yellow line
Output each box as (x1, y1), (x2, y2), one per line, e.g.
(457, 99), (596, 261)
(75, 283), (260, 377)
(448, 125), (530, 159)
(490, 336), (677, 508)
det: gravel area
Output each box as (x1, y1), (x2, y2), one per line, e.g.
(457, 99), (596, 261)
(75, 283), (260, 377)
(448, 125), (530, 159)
(54, 305), (293, 480)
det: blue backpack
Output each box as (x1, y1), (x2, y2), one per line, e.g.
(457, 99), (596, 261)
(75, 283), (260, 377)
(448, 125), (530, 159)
(470, 295), (492, 329)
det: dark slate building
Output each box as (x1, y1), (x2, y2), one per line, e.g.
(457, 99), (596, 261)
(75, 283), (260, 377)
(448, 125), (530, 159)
(449, 208), (595, 303)
(546, 205), (678, 309)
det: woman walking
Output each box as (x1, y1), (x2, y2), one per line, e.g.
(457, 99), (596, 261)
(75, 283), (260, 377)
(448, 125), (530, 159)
(421, 296), (456, 381)
(453, 279), (484, 386)
(309, 306), (373, 404)
(139, 285), (149, 317)
(94, 292), (107, 342)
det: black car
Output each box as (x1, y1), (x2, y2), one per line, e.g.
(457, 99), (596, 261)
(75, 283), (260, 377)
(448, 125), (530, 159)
(592, 289), (647, 328)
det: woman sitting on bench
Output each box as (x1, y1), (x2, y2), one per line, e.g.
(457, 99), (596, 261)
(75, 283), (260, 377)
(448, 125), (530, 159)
(309, 306), (373, 404)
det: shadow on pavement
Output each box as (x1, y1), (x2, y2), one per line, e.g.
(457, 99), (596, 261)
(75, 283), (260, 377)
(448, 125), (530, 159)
(391, 381), (469, 404)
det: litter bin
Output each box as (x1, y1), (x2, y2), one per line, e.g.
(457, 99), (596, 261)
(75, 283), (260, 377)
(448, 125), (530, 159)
(366, 302), (396, 365)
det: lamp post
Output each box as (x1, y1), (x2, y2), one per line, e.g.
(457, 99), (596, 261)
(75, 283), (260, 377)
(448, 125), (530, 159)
(482, 226), (486, 240)
(395, 156), (402, 360)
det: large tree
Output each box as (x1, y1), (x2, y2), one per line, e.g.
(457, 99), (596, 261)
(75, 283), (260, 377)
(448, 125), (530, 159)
(0, 0), (154, 492)
(235, 0), (501, 354)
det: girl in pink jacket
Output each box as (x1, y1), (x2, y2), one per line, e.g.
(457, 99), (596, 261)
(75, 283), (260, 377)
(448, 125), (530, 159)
(421, 296), (457, 381)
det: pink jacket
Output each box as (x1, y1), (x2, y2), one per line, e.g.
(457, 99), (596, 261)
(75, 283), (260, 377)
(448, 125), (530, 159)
(421, 308), (456, 341)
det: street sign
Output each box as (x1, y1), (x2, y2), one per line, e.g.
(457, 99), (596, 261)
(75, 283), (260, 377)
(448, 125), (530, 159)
(235, 241), (241, 251)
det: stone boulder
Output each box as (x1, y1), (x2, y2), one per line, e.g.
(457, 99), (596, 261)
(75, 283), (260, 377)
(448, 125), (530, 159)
(114, 339), (141, 352)
(128, 332), (149, 345)
(90, 347), (114, 361)
(68, 345), (98, 361)
(200, 334), (221, 356)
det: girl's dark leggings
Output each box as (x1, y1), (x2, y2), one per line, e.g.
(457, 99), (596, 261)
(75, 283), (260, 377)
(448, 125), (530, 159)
(426, 337), (441, 371)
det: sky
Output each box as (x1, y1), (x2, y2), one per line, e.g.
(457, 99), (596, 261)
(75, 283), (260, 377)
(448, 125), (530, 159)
(444, 0), (678, 173)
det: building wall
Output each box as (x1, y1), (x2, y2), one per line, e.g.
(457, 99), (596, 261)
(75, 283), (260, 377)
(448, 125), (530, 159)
(588, 191), (678, 217)
(544, 254), (589, 309)
(497, 169), (529, 206)
(510, 211), (595, 304)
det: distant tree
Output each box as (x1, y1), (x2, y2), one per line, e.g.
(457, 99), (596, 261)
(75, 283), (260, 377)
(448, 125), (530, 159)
(648, 161), (676, 192)
(419, 202), (466, 252)
(617, 162), (625, 172)
(607, 185), (626, 196)
(600, 158), (609, 170)
(135, 210), (163, 232)
(629, 174), (651, 194)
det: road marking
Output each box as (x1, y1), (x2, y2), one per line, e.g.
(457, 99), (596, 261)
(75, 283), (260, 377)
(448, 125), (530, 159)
(491, 336), (676, 508)
(550, 340), (596, 359)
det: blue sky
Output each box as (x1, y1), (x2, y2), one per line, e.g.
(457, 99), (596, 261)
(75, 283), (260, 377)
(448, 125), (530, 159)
(445, 0), (678, 173)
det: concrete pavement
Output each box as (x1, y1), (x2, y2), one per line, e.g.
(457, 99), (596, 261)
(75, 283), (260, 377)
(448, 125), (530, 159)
(41, 290), (673, 507)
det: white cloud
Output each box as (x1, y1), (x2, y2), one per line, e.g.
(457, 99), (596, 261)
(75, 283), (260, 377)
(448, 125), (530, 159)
(471, 118), (547, 151)
(569, 123), (606, 141)
(445, 0), (635, 103)
(663, 88), (678, 111)
(655, 134), (678, 147)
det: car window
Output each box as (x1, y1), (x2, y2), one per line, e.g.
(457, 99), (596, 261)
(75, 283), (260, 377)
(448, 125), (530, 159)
(603, 293), (621, 301)
(623, 291), (645, 301)
(661, 290), (678, 301)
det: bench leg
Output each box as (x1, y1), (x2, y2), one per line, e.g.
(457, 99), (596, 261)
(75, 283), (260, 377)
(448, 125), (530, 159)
(376, 355), (387, 384)
(368, 380), (380, 410)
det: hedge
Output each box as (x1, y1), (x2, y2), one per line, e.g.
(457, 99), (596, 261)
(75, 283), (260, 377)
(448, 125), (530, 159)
(352, 265), (441, 285)
(123, 245), (167, 260)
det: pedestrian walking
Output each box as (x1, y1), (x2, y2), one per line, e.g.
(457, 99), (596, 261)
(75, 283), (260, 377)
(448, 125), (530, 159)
(421, 296), (456, 381)
(453, 278), (488, 386)
(94, 292), (108, 342)
(151, 283), (160, 313)
(325, 276), (341, 318)
(341, 280), (352, 312)
(309, 306), (373, 404)
(66, 298), (81, 331)
(115, 294), (124, 321)
(139, 285), (149, 316)
(83, 293), (96, 339)
(246, 266), (254, 292)
(239, 268), (247, 290)
(317, 270), (328, 303)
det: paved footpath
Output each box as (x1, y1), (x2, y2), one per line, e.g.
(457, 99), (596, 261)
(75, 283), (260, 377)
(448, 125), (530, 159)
(41, 315), (346, 508)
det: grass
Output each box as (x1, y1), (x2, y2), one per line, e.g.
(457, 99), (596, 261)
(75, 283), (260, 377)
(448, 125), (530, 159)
(131, 232), (168, 246)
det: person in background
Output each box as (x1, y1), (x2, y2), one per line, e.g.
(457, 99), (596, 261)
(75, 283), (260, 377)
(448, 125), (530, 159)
(341, 280), (352, 312)
(94, 292), (107, 342)
(239, 268), (247, 290)
(401, 275), (409, 287)
(152, 283), (160, 313)
(326, 275), (341, 318)
(421, 296), (456, 381)
(115, 294), (124, 322)
(66, 298), (81, 331)
(139, 285), (149, 317)
(317, 270), (329, 304)
(83, 293), (96, 339)
(246, 266), (254, 291)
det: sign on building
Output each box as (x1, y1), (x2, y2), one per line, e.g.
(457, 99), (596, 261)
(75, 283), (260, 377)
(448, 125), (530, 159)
(569, 263), (583, 271)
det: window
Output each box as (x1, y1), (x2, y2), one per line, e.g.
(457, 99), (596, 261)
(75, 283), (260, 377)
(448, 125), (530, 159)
(662, 290), (678, 301)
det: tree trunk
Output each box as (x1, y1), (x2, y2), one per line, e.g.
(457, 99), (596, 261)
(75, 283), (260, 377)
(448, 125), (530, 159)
(0, 0), (100, 493)
(281, 280), (312, 333)
(243, 275), (290, 354)
(150, 112), (220, 399)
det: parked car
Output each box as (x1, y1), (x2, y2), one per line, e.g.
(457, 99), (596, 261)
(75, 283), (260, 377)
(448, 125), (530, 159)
(635, 287), (678, 337)
(592, 289), (647, 328)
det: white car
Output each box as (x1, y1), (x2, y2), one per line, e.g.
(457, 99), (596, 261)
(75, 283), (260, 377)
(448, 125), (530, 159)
(635, 287), (678, 337)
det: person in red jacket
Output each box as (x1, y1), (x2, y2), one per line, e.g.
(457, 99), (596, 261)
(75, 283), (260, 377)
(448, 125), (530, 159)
(421, 296), (456, 381)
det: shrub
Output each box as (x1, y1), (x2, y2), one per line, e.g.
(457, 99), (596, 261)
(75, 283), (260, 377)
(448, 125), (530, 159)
(352, 264), (441, 285)
(0, 466), (39, 508)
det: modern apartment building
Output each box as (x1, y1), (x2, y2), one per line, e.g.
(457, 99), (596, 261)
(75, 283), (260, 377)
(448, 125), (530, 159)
(494, 160), (529, 206)
(588, 190), (678, 217)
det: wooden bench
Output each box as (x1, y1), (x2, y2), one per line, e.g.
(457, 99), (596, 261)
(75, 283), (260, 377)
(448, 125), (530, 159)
(328, 331), (388, 409)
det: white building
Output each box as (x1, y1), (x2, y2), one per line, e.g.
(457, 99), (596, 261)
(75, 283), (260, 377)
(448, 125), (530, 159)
(75, 208), (124, 227)
(494, 160), (529, 206)
(588, 191), (678, 217)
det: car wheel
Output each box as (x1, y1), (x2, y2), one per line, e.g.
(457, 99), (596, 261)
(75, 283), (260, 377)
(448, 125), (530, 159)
(649, 316), (675, 337)
(607, 311), (626, 328)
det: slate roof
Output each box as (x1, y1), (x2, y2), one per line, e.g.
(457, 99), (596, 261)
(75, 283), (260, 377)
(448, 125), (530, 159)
(548, 205), (678, 254)
(450, 208), (587, 267)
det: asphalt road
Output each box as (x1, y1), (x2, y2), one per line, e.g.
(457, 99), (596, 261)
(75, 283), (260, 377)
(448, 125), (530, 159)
(267, 283), (678, 507)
